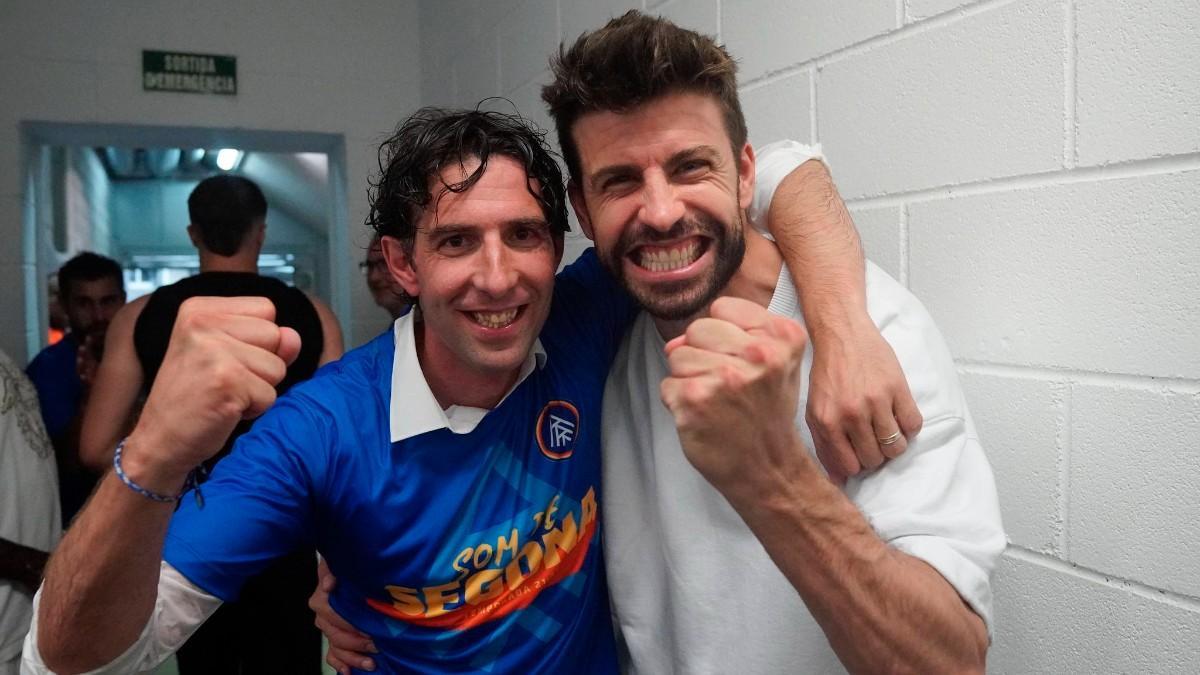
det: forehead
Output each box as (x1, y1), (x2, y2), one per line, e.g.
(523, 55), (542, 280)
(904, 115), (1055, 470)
(66, 276), (122, 299)
(571, 91), (732, 175)
(418, 155), (545, 230)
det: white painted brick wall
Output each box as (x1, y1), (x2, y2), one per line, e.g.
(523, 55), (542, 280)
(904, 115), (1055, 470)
(420, 1), (1200, 671)
(960, 370), (1065, 554)
(992, 553), (1200, 674)
(1068, 383), (1200, 597)
(847, 205), (903, 280)
(741, 70), (813, 149)
(1076, 0), (1200, 165)
(908, 171), (1200, 379)
(819, 0), (1066, 197)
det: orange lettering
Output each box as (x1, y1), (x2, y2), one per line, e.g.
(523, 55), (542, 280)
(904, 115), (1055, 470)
(463, 568), (505, 606)
(496, 528), (518, 564)
(384, 585), (424, 617)
(541, 512), (579, 568)
(422, 581), (461, 617)
(504, 540), (544, 591)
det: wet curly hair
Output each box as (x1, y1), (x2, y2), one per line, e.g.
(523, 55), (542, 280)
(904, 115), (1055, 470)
(366, 106), (569, 247)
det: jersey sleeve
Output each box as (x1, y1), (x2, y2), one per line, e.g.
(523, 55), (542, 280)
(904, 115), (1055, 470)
(162, 391), (330, 602)
(549, 247), (638, 368)
(747, 140), (825, 239)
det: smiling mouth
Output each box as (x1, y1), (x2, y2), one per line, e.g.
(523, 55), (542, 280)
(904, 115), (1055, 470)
(633, 239), (704, 272)
(471, 308), (520, 329)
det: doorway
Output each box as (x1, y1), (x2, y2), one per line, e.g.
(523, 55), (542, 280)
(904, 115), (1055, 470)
(20, 121), (352, 359)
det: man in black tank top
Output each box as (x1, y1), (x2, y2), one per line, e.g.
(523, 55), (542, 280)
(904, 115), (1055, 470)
(77, 175), (344, 674)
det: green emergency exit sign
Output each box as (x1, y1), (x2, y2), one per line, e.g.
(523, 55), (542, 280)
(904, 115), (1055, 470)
(142, 50), (237, 95)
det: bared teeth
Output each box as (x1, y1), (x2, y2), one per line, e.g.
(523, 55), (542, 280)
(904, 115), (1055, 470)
(472, 308), (518, 328)
(637, 241), (700, 272)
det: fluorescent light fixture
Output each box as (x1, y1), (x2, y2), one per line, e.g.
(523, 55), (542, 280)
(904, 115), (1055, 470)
(215, 148), (243, 171)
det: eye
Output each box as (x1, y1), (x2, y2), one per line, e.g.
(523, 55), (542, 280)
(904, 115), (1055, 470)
(601, 173), (635, 191)
(510, 223), (549, 246)
(676, 159), (709, 176)
(439, 234), (468, 250)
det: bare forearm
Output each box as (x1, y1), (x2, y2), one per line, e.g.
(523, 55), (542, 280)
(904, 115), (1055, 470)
(38, 437), (184, 673)
(727, 454), (987, 674)
(766, 159), (866, 338)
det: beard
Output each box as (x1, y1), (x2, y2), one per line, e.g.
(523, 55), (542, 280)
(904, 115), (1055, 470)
(600, 210), (746, 321)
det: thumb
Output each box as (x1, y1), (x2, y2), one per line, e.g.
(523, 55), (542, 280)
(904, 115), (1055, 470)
(277, 327), (302, 366)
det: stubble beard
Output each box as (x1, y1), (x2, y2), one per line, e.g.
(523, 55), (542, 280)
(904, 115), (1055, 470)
(602, 210), (746, 322)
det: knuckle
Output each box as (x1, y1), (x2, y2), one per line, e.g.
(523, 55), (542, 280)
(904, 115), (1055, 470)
(837, 404), (862, 425)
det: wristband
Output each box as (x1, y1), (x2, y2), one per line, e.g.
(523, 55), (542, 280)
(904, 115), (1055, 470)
(112, 438), (208, 507)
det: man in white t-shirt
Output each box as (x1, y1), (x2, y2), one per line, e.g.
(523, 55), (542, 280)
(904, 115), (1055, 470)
(542, 11), (1005, 673)
(0, 350), (60, 675)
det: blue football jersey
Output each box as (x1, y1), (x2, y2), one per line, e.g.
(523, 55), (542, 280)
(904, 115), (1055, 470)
(164, 249), (634, 674)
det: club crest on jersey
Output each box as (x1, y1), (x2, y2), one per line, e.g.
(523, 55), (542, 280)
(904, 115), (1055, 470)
(536, 400), (579, 460)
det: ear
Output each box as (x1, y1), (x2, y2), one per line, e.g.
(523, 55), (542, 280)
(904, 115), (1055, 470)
(186, 224), (200, 248)
(737, 142), (756, 212)
(568, 180), (595, 241)
(379, 235), (419, 298)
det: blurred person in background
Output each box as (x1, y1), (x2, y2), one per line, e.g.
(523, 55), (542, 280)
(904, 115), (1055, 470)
(25, 252), (125, 528)
(0, 348), (60, 675)
(362, 234), (411, 321)
(77, 174), (343, 675)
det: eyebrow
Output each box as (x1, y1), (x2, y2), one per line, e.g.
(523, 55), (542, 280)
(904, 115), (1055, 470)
(425, 217), (549, 234)
(587, 145), (725, 191)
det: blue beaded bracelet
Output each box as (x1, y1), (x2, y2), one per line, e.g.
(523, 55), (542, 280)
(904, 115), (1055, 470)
(112, 438), (207, 508)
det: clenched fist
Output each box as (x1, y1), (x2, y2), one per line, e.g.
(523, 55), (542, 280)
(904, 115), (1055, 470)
(119, 296), (300, 494)
(660, 296), (811, 500)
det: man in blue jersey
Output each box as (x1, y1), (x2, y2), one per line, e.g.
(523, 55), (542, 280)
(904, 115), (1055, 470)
(322, 11), (1001, 674)
(28, 103), (909, 673)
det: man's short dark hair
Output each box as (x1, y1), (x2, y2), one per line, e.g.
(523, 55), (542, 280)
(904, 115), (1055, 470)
(542, 10), (748, 184)
(58, 252), (123, 301)
(366, 107), (569, 247)
(187, 175), (268, 256)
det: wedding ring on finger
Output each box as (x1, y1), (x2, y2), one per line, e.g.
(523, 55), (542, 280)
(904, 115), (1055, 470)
(877, 430), (902, 446)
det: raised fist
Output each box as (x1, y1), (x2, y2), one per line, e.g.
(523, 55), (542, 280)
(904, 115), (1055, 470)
(659, 296), (809, 497)
(120, 296), (300, 492)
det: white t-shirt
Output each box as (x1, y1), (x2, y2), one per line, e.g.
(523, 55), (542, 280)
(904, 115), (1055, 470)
(0, 351), (60, 668)
(601, 263), (1006, 674)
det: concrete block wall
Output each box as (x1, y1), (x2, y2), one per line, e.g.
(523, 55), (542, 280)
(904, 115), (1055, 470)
(418, 0), (1200, 671)
(0, 0), (424, 360)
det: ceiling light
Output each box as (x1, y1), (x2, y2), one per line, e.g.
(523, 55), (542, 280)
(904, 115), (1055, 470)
(215, 148), (242, 171)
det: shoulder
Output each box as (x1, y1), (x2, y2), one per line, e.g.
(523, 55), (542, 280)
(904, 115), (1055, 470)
(862, 261), (968, 421)
(25, 336), (76, 377)
(118, 294), (152, 324)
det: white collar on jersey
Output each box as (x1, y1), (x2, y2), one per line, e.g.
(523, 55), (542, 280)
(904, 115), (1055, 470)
(388, 309), (546, 443)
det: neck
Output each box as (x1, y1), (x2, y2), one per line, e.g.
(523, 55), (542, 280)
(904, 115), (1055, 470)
(652, 227), (783, 341)
(198, 250), (258, 273)
(414, 319), (520, 410)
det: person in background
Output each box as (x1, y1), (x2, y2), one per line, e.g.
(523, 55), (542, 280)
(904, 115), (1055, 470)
(25, 252), (125, 528)
(362, 234), (411, 321)
(0, 348), (60, 675)
(77, 174), (343, 675)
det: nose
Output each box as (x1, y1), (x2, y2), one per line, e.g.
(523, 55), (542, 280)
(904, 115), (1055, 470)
(474, 237), (519, 298)
(638, 169), (685, 233)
